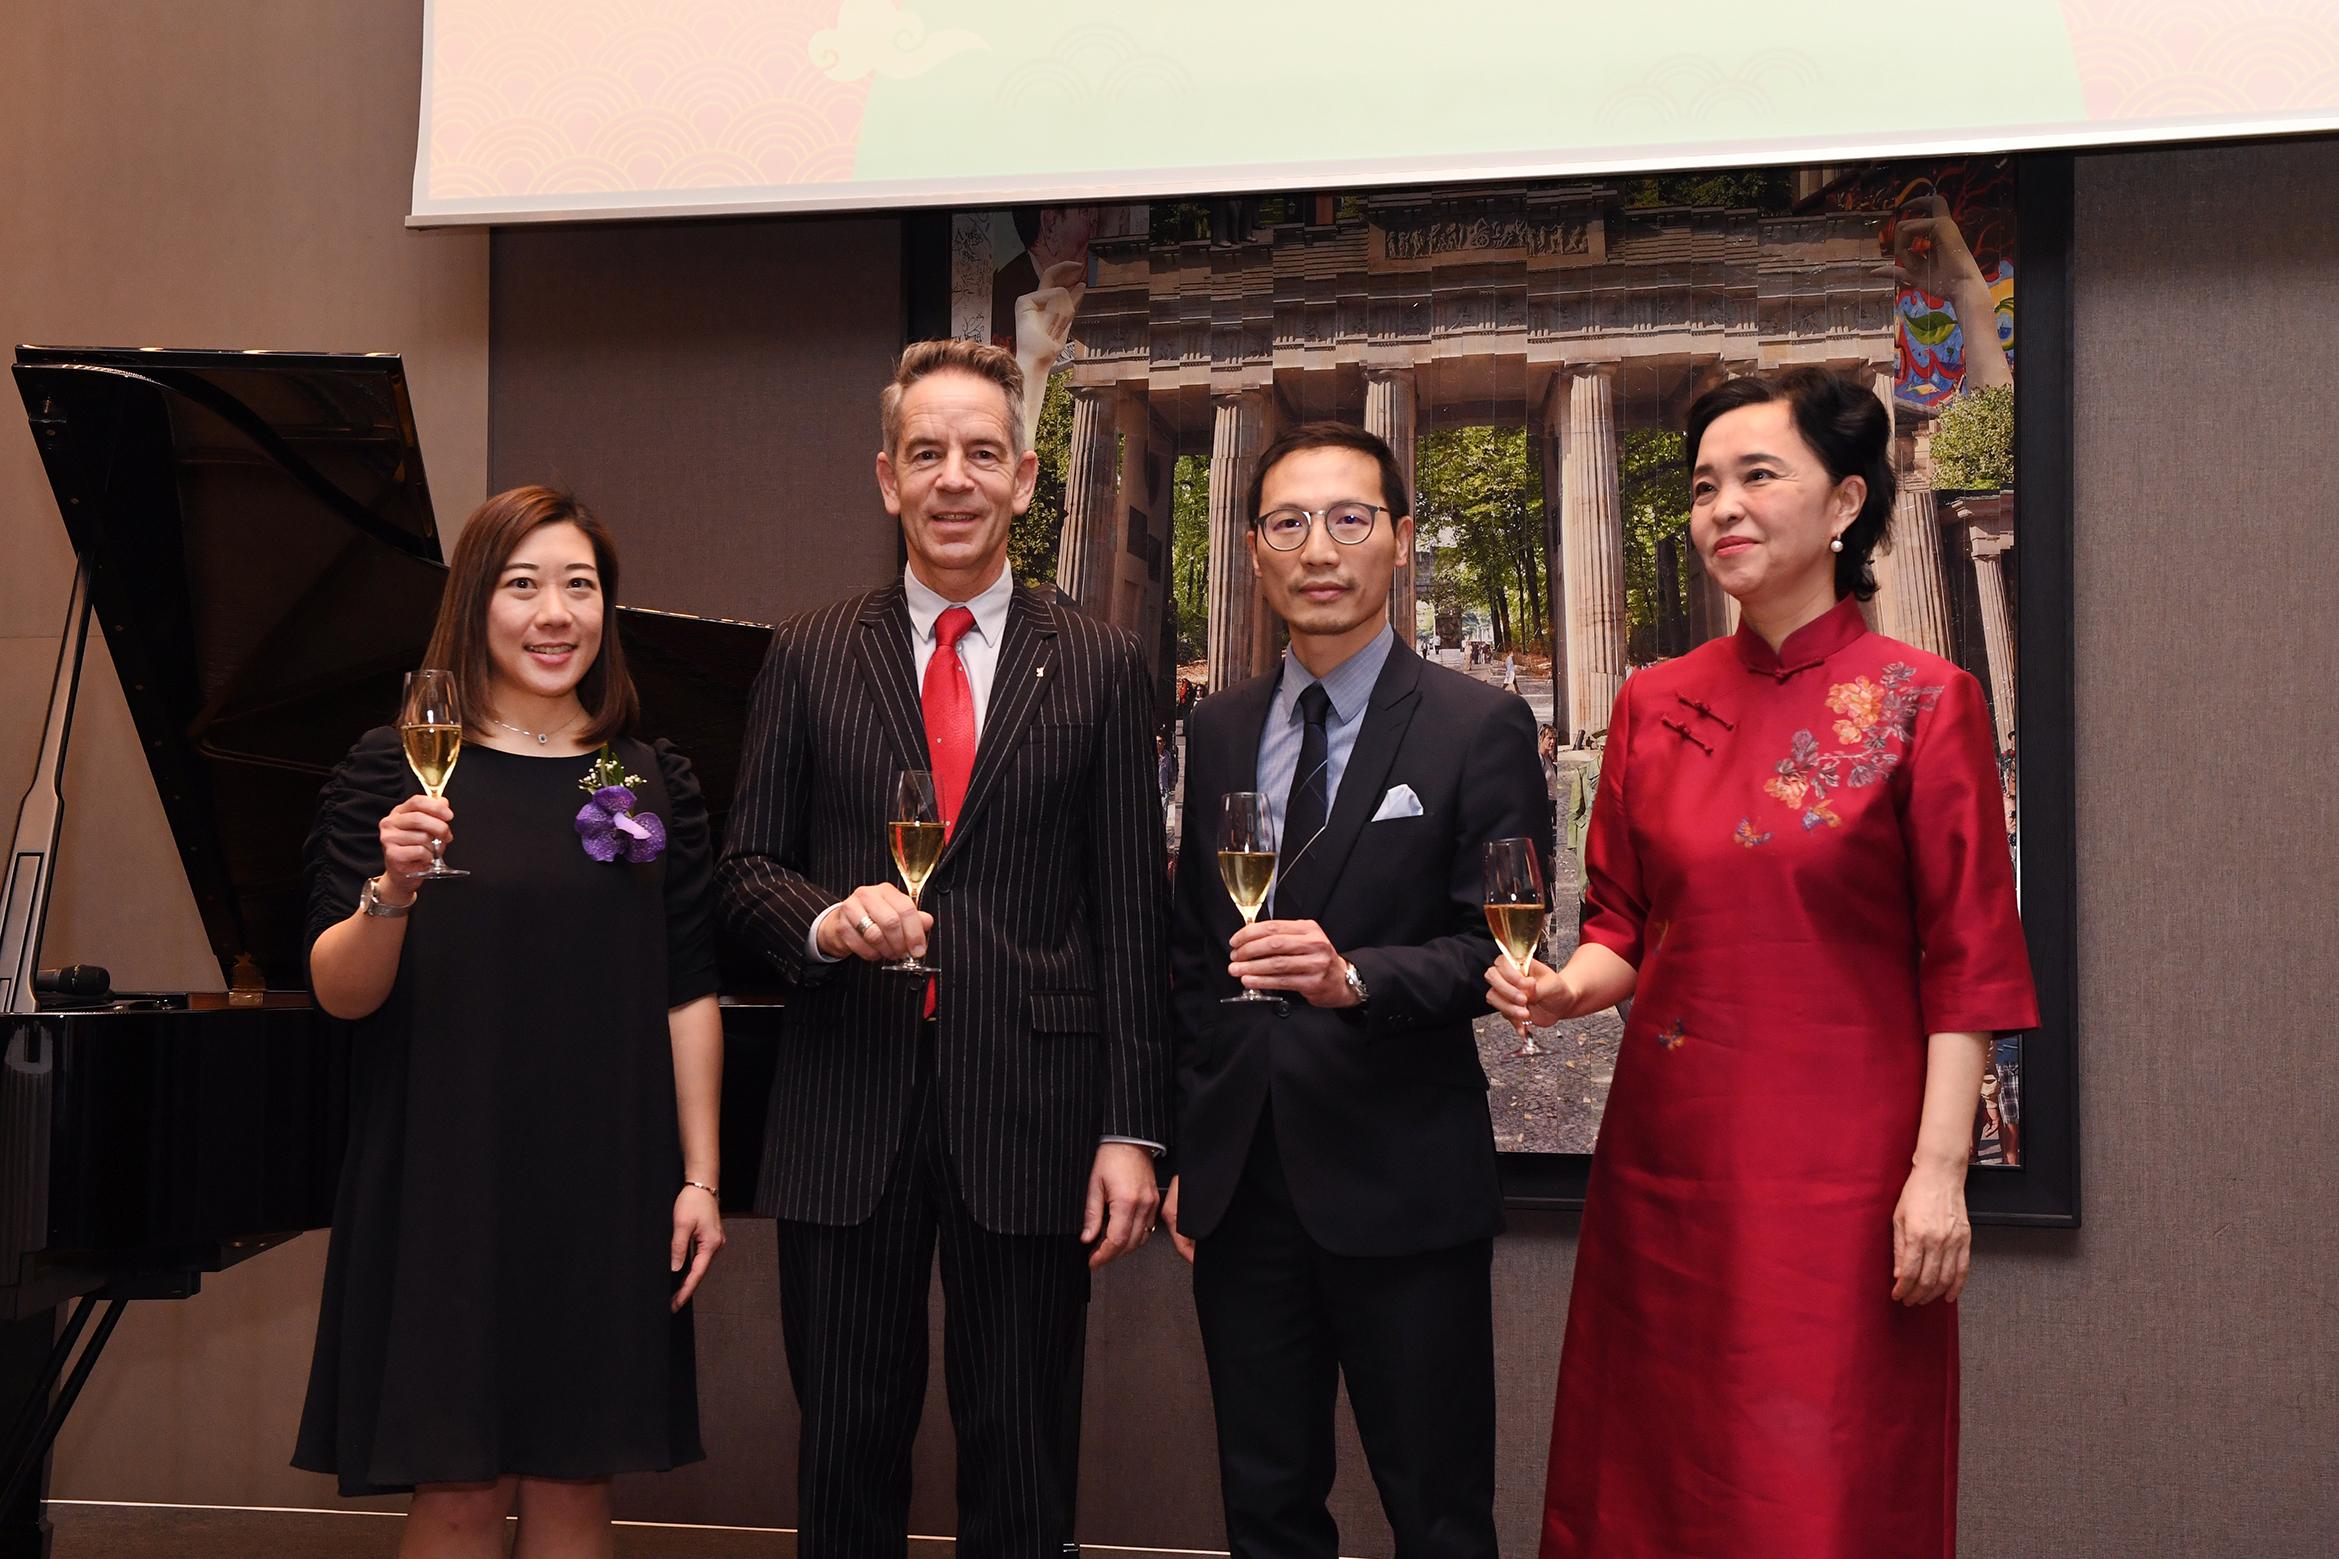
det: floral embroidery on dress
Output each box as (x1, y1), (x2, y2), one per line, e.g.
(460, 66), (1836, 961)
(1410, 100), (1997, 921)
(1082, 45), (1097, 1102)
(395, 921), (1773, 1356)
(1761, 662), (1944, 830)
(1656, 1019), (1687, 1051)
(1732, 817), (1773, 848)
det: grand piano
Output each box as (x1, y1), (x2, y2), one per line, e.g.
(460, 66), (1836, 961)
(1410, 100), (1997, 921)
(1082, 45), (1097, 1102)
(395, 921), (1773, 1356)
(1, 347), (778, 1555)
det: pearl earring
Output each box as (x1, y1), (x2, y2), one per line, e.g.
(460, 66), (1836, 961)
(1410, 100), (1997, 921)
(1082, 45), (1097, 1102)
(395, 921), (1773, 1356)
(1829, 536), (1844, 553)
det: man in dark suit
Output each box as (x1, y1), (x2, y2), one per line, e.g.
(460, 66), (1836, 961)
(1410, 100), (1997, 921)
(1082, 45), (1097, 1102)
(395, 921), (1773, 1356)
(717, 339), (1169, 1557)
(1162, 423), (1544, 1557)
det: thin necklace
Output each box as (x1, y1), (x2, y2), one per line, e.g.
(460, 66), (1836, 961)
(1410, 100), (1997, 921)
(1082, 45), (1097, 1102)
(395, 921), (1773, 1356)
(488, 710), (578, 746)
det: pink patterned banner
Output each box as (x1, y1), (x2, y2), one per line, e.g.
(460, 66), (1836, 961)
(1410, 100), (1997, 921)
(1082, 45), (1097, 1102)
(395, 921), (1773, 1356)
(426, 0), (870, 201)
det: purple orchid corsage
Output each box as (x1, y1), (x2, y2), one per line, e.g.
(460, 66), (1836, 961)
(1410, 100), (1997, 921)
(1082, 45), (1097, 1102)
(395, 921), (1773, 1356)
(575, 745), (665, 864)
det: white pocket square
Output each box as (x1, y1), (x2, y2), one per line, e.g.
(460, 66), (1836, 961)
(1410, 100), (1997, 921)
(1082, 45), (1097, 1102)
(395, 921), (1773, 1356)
(1370, 783), (1424, 821)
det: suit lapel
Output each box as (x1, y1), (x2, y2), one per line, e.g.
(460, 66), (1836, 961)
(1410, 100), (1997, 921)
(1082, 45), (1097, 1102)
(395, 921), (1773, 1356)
(1195, 668), (1284, 929)
(850, 584), (930, 779)
(1310, 644), (1423, 913)
(1214, 668), (1281, 809)
(936, 585), (1058, 871)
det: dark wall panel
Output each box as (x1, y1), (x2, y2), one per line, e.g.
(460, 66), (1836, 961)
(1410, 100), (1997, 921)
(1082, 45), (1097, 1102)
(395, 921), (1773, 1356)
(1950, 134), (2339, 1558)
(489, 216), (905, 627)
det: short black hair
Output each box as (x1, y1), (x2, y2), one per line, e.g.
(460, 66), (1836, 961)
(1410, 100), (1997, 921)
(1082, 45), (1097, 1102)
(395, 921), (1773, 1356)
(1683, 367), (1895, 601)
(1244, 422), (1412, 528)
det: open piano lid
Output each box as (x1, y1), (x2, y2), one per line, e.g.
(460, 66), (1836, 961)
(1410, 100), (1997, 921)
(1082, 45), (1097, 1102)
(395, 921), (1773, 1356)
(12, 346), (772, 995)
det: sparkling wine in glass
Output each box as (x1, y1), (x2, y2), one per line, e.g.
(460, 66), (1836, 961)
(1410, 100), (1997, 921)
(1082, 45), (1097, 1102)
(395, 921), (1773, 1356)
(1218, 791), (1277, 1004)
(401, 669), (470, 879)
(885, 769), (943, 974)
(1484, 836), (1547, 1055)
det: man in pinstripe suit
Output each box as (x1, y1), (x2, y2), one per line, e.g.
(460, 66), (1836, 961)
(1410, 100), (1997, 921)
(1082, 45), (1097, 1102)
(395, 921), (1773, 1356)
(1163, 424), (1544, 1557)
(716, 340), (1170, 1557)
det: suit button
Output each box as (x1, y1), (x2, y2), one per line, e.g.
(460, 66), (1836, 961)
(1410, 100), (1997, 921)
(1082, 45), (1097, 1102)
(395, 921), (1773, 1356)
(1275, 998), (1291, 1018)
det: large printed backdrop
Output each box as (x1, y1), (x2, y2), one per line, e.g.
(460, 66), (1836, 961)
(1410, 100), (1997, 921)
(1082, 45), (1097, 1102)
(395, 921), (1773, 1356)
(412, 0), (2339, 223)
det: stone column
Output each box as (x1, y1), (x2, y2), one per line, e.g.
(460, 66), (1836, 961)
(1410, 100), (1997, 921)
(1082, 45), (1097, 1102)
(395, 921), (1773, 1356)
(1364, 367), (1419, 641)
(1966, 504), (2018, 756)
(1052, 386), (1120, 616)
(1879, 464), (1957, 659)
(1537, 377), (1568, 727)
(1867, 371), (1956, 659)
(1556, 368), (1629, 741)
(1204, 388), (1276, 688)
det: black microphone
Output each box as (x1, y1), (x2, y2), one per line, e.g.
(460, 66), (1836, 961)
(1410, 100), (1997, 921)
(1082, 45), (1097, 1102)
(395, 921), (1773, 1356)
(34, 965), (110, 999)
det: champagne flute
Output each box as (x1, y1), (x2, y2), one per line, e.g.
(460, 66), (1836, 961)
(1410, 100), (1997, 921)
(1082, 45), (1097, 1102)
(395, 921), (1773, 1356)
(400, 669), (470, 879)
(1484, 836), (1547, 1055)
(1218, 791), (1277, 1004)
(885, 769), (944, 974)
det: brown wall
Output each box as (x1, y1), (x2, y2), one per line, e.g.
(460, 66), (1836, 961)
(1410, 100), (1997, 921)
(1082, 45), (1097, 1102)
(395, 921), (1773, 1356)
(1950, 137), (2339, 1555)
(4, 3), (2335, 1547)
(0, 0), (489, 996)
(489, 218), (906, 626)
(0, 0), (489, 1516)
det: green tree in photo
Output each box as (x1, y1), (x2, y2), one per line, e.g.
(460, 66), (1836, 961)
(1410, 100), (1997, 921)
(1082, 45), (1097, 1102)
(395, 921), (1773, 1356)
(1930, 384), (2014, 492)
(1618, 428), (1694, 661)
(1414, 425), (1547, 652)
(1617, 170), (1796, 211)
(1168, 451), (1211, 663)
(1011, 372), (1072, 587)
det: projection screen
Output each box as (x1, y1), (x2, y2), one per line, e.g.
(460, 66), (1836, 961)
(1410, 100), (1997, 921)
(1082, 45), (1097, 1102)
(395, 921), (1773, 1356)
(411, 0), (2339, 226)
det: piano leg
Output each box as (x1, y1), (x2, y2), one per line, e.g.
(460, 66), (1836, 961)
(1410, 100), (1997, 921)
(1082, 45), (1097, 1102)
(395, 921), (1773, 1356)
(0, 1298), (124, 1559)
(0, 1311), (55, 1559)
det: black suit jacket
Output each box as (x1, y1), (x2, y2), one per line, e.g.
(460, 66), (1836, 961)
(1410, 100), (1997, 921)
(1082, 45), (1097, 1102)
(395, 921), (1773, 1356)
(1169, 643), (1546, 1258)
(717, 582), (1171, 1236)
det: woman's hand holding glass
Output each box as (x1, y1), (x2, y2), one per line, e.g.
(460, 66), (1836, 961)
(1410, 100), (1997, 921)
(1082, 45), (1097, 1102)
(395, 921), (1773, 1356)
(373, 794), (454, 906)
(1484, 953), (1590, 1029)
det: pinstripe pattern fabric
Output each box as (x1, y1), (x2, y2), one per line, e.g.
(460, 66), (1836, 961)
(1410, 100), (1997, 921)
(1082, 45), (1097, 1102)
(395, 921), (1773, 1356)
(716, 579), (1173, 1235)
(778, 1027), (1088, 1558)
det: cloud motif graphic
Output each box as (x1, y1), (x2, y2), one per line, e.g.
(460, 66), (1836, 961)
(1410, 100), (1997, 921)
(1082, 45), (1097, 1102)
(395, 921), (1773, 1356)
(2061, 0), (2339, 120)
(427, 0), (878, 197)
(811, 0), (986, 83)
(994, 25), (1194, 113)
(1593, 50), (1823, 133)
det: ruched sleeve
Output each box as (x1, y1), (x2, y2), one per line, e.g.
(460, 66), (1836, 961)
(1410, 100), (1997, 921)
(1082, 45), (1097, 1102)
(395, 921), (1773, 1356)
(1899, 670), (2039, 1035)
(653, 738), (721, 1008)
(1580, 676), (1651, 969)
(302, 726), (416, 971)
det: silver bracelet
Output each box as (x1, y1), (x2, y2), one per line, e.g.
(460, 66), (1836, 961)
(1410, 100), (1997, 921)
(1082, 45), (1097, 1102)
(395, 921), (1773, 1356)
(359, 876), (413, 918)
(682, 1179), (718, 1199)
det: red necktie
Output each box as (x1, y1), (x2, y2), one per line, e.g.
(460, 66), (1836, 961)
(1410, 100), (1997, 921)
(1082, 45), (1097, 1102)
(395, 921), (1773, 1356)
(923, 605), (978, 831)
(920, 606), (977, 1017)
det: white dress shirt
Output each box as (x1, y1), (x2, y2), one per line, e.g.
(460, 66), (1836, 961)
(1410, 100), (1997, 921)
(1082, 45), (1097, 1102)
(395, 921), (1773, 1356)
(903, 556), (1015, 739)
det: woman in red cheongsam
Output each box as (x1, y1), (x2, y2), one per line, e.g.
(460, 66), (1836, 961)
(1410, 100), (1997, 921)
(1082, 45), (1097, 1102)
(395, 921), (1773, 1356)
(1489, 368), (2037, 1559)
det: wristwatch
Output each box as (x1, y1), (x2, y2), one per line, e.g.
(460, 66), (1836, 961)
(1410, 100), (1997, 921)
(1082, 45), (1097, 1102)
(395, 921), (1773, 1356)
(359, 875), (413, 918)
(1341, 960), (1370, 1008)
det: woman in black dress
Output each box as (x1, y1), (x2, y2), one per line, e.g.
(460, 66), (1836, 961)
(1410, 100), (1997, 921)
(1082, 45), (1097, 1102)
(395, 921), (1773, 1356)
(295, 486), (724, 1557)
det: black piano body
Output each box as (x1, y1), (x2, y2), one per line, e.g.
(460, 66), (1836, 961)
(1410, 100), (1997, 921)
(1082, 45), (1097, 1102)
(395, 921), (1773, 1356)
(2, 347), (779, 1554)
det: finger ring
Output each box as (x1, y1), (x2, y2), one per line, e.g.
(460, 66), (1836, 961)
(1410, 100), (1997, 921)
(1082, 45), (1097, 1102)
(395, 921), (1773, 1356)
(854, 914), (877, 936)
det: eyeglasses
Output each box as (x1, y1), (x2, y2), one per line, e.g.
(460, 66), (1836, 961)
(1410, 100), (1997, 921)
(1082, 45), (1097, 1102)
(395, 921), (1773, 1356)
(1253, 501), (1386, 551)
